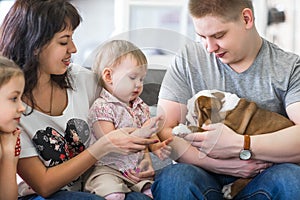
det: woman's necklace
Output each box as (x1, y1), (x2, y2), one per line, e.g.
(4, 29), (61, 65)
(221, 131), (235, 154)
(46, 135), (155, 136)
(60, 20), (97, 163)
(35, 81), (53, 115)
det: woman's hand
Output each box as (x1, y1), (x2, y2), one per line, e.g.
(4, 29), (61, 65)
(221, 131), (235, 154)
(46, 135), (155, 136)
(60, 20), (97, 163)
(87, 128), (159, 160)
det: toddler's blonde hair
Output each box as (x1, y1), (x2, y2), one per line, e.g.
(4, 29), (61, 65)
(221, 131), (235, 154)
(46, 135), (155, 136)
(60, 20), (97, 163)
(92, 40), (147, 86)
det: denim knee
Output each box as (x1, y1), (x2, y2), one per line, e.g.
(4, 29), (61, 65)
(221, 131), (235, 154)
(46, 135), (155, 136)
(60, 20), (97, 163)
(237, 163), (300, 200)
(263, 163), (300, 194)
(152, 163), (224, 200)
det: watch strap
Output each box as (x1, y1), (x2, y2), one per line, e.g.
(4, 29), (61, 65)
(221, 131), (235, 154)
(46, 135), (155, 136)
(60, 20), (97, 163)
(244, 135), (251, 150)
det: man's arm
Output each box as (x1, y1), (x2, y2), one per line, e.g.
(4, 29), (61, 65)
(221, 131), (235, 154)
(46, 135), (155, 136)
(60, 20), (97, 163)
(250, 102), (300, 163)
(157, 99), (190, 160)
(157, 99), (270, 178)
(157, 99), (226, 163)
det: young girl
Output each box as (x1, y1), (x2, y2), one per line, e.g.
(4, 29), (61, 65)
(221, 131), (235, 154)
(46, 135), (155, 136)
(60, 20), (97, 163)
(85, 40), (172, 200)
(0, 55), (25, 200)
(0, 1), (158, 199)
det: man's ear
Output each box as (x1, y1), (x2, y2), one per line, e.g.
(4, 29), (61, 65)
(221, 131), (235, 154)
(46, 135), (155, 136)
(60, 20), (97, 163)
(102, 68), (113, 84)
(242, 8), (254, 28)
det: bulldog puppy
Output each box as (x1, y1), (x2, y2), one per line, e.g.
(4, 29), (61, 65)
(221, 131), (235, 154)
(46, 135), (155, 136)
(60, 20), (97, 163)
(172, 89), (294, 199)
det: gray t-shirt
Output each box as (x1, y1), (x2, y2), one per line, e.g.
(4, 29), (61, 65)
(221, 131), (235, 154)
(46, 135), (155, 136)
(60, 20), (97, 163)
(159, 38), (300, 117)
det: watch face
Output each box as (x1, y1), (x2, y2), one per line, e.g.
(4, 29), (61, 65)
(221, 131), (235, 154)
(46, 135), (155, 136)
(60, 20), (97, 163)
(240, 149), (252, 160)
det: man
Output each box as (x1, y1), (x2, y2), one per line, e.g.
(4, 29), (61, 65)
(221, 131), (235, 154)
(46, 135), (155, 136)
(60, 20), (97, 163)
(152, 0), (300, 199)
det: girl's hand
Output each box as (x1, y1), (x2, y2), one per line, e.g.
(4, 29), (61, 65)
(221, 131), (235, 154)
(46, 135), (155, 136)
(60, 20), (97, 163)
(0, 129), (21, 160)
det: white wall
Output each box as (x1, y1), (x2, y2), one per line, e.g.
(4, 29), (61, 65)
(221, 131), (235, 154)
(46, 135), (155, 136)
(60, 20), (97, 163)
(0, 0), (14, 23)
(71, 0), (300, 64)
(71, 0), (115, 68)
(263, 0), (299, 54)
(1, 0), (300, 63)
(0, 0), (115, 68)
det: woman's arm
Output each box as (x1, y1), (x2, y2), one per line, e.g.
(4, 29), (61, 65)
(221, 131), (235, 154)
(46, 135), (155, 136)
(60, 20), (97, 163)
(17, 151), (96, 197)
(18, 125), (159, 197)
(17, 120), (114, 197)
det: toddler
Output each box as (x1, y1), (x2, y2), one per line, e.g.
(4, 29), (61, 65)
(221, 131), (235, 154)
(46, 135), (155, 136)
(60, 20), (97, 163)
(85, 40), (171, 200)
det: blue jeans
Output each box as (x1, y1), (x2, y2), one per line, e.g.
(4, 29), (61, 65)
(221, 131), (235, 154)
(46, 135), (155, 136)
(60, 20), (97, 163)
(18, 190), (151, 200)
(152, 163), (300, 200)
(125, 192), (152, 200)
(18, 190), (104, 200)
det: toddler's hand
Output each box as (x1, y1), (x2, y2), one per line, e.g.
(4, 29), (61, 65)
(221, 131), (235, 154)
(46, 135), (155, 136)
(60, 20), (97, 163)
(151, 137), (173, 160)
(131, 115), (163, 138)
(123, 159), (155, 183)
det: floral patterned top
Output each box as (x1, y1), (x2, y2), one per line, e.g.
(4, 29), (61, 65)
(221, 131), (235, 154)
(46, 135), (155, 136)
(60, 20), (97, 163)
(88, 88), (150, 172)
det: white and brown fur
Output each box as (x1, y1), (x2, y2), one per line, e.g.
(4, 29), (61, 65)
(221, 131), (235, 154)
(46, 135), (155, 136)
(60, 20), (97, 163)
(185, 89), (294, 199)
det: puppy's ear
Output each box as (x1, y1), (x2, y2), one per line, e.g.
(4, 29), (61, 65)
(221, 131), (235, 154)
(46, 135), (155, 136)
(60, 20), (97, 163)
(210, 98), (223, 123)
(212, 92), (225, 102)
(196, 96), (211, 126)
(197, 95), (224, 125)
(210, 97), (223, 112)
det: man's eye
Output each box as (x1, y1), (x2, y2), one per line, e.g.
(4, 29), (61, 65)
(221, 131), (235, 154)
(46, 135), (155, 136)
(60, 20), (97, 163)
(215, 33), (224, 39)
(199, 35), (205, 40)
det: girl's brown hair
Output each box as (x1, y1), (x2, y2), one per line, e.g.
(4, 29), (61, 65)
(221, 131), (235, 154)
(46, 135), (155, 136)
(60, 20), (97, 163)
(0, 55), (23, 88)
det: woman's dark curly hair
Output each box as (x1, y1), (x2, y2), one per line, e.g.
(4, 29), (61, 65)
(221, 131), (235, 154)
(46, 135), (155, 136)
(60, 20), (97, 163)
(0, 0), (82, 115)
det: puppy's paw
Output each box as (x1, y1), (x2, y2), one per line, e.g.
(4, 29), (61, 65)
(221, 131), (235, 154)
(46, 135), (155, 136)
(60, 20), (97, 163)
(222, 183), (233, 199)
(172, 124), (192, 137)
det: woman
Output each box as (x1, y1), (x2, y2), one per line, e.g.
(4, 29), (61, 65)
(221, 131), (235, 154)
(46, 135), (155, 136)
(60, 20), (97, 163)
(0, 0), (157, 199)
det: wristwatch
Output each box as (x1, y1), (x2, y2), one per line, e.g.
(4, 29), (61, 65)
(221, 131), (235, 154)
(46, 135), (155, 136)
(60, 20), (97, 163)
(239, 135), (252, 160)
